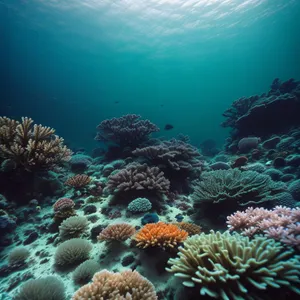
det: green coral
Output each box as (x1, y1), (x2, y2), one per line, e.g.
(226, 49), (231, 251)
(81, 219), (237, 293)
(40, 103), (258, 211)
(127, 197), (152, 213)
(192, 169), (285, 206)
(166, 231), (300, 300)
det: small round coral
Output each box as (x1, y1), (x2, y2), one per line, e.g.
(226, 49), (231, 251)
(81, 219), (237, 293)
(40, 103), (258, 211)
(59, 216), (89, 240)
(97, 223), (136, 242)
(133, 222), (188, 249)
(72, 269), (157, 300)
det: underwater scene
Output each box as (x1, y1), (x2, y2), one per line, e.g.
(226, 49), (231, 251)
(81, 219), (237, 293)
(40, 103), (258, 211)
(1, 0), (300, 299)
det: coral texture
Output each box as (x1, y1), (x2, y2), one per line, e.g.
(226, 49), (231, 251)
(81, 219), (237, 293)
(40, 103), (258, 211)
(15, 276), (65, 300)
(133, 222), (188, 249)
(95, 114), (159, 147)
(128, 197), (152, 213)
(97, 223), (136, 242)
(107, 163), (170, 194)
(8, 247), (30, 266)
(173, 222), (202, 236)
(72, 269), (157, 300)
(54, 238), (92, 266)
(133, 138), (203, 171)
(72, 259), (100, 285)
(59, 216), (89, 241)
(65, 174), (91, 189)
(166, 231), (300, 300)
(0, 117), (72, 171)
(227, 206), (300, 249)
(192, 169), (285, 206)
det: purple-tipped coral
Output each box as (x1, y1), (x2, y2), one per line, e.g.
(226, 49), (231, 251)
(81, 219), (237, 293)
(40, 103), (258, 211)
(95, 114), (159, 147)
(106, 163), (170, 195)
(132, 138), (203, 172)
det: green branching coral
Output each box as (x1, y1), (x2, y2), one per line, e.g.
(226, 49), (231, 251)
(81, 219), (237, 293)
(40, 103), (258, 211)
(191, 169), (285, 206)
(166, 231), (300, 300)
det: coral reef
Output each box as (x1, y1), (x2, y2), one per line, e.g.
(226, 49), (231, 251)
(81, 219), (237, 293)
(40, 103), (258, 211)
(166, 231), (300, 299)
(133, 222), (188, 249)
(95, 114), (159, 148)
(97, 223), (136, 242)
(72, 269), (157, 299)
(0, 117), (72, 172)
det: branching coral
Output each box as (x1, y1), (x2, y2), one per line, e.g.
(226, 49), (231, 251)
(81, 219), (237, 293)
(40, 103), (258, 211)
(107, 163), (170, 194)
(132, 138), (203, 172)
(0, 117), (72, 171)
(192, 169), (286, 207)
(95, 114), (159, 148)
(227, 206), (300, 250)
(65, 174), (91, 189)
(97, 223), (136, 242)
(133, 222), (188, 249)
(166, 230), (300, 299)
(72, 269), (157, 300)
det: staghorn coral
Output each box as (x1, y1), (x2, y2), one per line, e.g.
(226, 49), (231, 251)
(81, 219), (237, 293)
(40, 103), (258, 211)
(0, 116), (72, 171)
(72, 269), (157, 300)
(95, 114), (159, 148)
(227, 206), (300, 250)
(65, 174), (91, 189)
(173, 222), (202, 236)
(107, 163), (170, 195)
(166, 230), (300, 300)
(97, 223), (136, 242)
(132, 138), (203, 172)
(133, 222), (188, 250)
(192, 169), (286, 207)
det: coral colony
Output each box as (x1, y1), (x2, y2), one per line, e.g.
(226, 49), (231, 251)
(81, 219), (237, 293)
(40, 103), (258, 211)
(1, 79), (300, 300)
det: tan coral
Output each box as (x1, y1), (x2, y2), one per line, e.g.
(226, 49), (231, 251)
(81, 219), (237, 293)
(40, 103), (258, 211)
(173, 222), (201, 236)
(98, 223), (136, 242)
(72, 269), (157, 300)
(133, 222), (188, 250)
(0, 117), (72, 171)
(65, 174), (91, 189)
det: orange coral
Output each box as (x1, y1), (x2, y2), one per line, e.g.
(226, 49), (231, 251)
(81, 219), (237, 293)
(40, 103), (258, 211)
(98, 223), (136, 242)
(173, 222), (202, 236)
(133, 222), (188, 250)
(65, 174), (91, 189)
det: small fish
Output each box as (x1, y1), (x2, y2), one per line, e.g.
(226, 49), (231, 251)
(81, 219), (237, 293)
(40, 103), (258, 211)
(160, 104), (164, 107)
(164, 124), (174, 130)
(114, 101), (119, 104)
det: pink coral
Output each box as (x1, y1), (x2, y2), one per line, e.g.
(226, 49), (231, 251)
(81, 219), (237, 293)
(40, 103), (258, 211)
(53, 198), (75, 212)
(227, 206), (300, 249)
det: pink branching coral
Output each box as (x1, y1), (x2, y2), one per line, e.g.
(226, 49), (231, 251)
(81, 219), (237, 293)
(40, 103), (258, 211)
(227, 206), (300, 250)
(107, 163), (170, 194)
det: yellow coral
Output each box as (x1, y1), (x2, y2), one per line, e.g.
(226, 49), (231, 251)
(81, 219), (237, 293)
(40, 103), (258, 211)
(133, 222), (188, 249)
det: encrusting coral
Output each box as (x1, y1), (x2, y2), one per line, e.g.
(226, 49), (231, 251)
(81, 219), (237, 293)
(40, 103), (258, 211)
(133, 222), (188, 249)
(0, 116), (72, 171)
(166, 230), (300, 300)
(72, 269), (158, 300)
(97, 223), (136, 242)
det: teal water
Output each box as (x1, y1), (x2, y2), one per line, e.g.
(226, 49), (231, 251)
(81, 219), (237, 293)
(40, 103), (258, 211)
(1, 0), (300, 150)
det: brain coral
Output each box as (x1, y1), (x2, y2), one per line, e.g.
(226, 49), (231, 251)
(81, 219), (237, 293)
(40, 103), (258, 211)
(128, 197), (152, 213)
(166, 231), (300, 300)
(72, 269), (157, 300)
